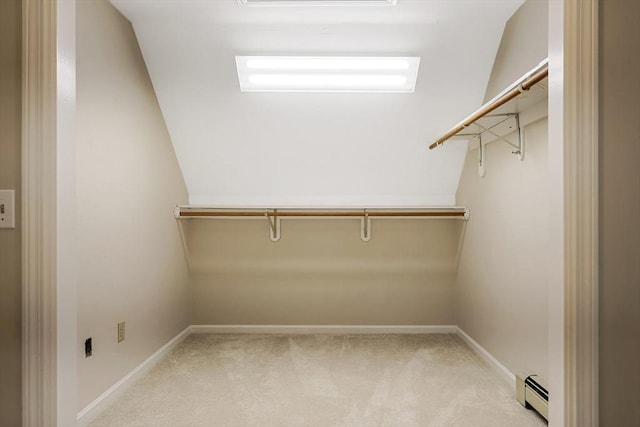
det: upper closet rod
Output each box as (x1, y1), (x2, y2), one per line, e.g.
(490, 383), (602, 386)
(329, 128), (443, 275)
(429, 59), (548, 150)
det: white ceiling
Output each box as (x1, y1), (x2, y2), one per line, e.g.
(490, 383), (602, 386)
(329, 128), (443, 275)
(110, 0), (524, 207)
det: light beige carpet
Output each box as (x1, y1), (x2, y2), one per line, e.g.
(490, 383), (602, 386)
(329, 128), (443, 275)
(88, 334), (546, 427)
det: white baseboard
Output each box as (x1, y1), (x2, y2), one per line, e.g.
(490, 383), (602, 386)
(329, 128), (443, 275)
(190, 324), (457, 335)
(456, 327), (515, 386)
(76, 326), (192, 426)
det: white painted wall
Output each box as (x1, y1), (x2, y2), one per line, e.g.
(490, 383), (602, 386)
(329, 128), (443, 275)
(76, 0), (190, 411)
(190, 219), (463, 325)
(454, 0), (549, 381)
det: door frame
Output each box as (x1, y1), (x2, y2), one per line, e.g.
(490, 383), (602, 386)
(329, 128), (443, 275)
(22, 0), (76, 425)
(547, 0), (599, 425)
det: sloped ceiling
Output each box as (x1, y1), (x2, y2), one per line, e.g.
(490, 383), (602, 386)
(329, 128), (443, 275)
(110, 0), (524, 206)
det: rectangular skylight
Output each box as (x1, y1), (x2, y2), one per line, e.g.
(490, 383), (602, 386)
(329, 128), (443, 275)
(235, 56), (421, 93)
(238, 0), (397, 6)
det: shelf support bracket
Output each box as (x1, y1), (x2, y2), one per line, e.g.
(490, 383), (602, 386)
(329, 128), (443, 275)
(514, 113), (524, 160)
(266, 209), (281, 242)
(360, 210), (372, 242)
(472, 113), (524, 161)
(478, 134), (486, 177)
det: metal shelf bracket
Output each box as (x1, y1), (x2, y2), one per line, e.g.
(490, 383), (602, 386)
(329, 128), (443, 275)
(472, 113), (524, 161)
(478, 134), (486, 177)
(458, 113), (524, 177)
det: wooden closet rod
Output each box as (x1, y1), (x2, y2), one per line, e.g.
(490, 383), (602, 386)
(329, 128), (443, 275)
(429, 60), (548, 150)
(176, 208), (467, 218)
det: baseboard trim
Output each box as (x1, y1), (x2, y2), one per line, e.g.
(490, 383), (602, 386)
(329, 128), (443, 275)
(190, 324), (457, 335)
(456, 327), (515, 386)
(76, 326), (192, 426)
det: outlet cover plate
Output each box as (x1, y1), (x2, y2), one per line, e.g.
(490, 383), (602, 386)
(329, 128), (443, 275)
(117, 321), (125, 343)
(85, 338), (92, 357)
(0, 190), (15, 228)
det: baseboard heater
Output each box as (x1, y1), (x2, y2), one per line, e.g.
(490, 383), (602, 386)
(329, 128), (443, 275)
(516, 372), (548, 421)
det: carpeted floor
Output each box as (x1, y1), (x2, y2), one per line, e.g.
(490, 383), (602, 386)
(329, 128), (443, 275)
(88, 334), (546, 427)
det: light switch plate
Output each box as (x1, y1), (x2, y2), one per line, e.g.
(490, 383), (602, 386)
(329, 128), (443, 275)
(0, 190), (15, 228)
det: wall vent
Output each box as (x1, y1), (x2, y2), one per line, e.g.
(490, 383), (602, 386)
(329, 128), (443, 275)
(238, 0), (397, 6)
(516, 373), (548, 421)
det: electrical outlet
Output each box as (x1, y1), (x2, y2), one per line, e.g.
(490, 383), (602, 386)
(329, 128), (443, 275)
(85, 338), (92, 357)
(0, 190), (15, 228)
(117, 321), (125, 343)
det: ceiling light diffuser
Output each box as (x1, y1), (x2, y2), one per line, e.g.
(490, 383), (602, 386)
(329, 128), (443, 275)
(238, 0), (397, 7)
(236, 56), (420, 93)
(246, 57), (410, 70)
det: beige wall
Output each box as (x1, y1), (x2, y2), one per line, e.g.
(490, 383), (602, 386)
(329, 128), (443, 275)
(190, 219), (463, 325)
(599, 0), (640, 424)
(483, 0), (548, 103)
(455, 0), (549, 381)
(0, 0), (22, 424)
(76, 0), (190, 411)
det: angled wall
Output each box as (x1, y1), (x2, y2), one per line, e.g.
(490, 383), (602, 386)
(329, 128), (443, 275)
(76, 0), (190, 411)
(454, 0), (549, 382)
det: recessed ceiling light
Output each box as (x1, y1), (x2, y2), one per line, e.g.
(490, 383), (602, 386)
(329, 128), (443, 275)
(246, 58), (410, 71)
(236, 56), (420, 93)
(238, 0), (397, 7)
